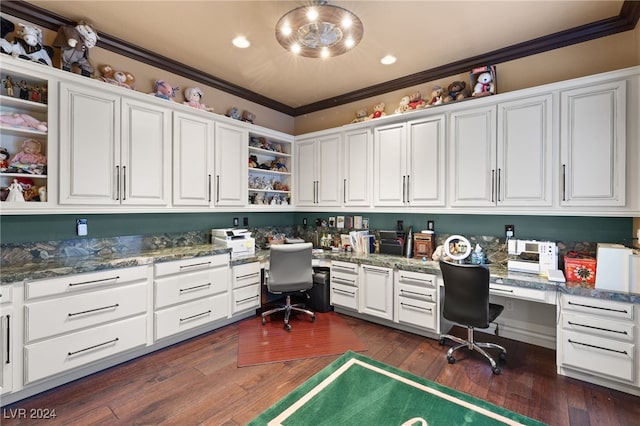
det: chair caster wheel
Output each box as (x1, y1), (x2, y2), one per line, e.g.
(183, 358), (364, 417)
(284, 323), (292, 331)
(447, 356), (456, 364)
(311, 315), (316, 322)
(499, 352), (507, 361)
(439, 338), (445, 345)
(261, 317), (266, 325)
(492, 367), (501, 375)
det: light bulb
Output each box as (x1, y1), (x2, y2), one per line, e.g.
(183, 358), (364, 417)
(342, 16), (352, 28)
(321, 47), (330, 58)
(345, 37), (355, 48)
(281, 25), (292, 36)
(307, 7), (318, 21)
(291, 43), (301, 54)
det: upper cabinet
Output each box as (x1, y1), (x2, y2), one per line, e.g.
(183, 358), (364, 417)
(215, 121), (246, 206)
(295, 133), (341, 207)
(248, 129), (293, 208)
(560, 81), (626, 207)
(343, 128), (372, 207)
(59, 81), (171, 206)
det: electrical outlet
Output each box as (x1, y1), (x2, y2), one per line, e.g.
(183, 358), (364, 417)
(243, 217), (249, 226)
(76, 218), (88, 236)
(427, 220), (434, 231)
(233, 217), (239, 227)
(505, 224), (515, 239)
(303, 217), (307, 226)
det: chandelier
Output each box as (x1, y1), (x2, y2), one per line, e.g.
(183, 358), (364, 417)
(275, 1), (364, 58)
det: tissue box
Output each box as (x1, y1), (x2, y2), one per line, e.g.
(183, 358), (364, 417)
(564, 251), (597, 286)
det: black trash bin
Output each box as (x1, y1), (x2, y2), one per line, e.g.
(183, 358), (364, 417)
(309, 267), (332, 313)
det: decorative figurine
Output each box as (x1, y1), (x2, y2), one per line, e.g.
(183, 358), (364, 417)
(152, 80), (178, 101)
(2, 75), (15, 97)
(18, 79), (28, 99)
(6, 179), (25, 202)
(183, 87), (213, 111)
(0, 147), (9, 171)
(53, 21), (99, 76)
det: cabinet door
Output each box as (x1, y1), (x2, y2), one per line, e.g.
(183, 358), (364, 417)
(59, 82), (121, 204)
(560, 81), (626, 206)
(0, 310), (12, 395)
(121, 98), (171, 205)
(449, 105), (496, 207)
(343, 129), (372, 206)
(215, 122), (246, 206)
(317, 134), (341, 206)
(498, 94), (553, 206)
(359, 265), (393, 320)
(374, 123), (406, 206)
(295, 138), (317, 206)
(173, 112), (214, 206)
(407, 115), (446, 206)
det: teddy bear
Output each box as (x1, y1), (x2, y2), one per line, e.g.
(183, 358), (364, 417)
(242, 110), (255, 123)
(473, 71), (495, 97)
(351, 108), (370, 123)
(394, 96), (410, 114)
(408, 91), (426, 109)
(442, 81), (470, 103)
(98, 64), (135, 90)
(270, 157), (288, 173)
(427, 86), (444, 106)
(369, 103), (386, 119)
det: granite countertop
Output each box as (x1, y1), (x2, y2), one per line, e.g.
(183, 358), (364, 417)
(2, 245), (638, 304)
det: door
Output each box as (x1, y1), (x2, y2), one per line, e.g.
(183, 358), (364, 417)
(173, 112), (214, 206)
(343, 129), (372, 206)
(407, 115), (446, 206)
(215, 122), (246, 206)
(374, 123), (406, 206)
(295, 138), (317, 206)
(360, 265), (393, 320)
(316, 134), (341, 206)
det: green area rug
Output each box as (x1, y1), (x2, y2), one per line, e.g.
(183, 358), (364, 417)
(249, 351), (546, 426)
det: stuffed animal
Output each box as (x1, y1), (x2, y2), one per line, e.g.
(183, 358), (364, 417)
(270, 157), (288, 173)
(443, 81), (470, 103)
(1, 23), (53, 66)
(0, 112), (47, 132)
(183, 87), (214, 111)
(473, 71), (495, 97)
(351, 108), (370, 122)
(427, 86), (443, 106)
(53, 22), (99, 76)
(98, 64), (135, 90)
(248, 155), (258, 168)
(408, 91), (426, 109)
(1, 17), (14, 54)
(394, 97), (410, 114)
(369, 103), (386, 119)
(242, 110), (255, 123)
(151, 80), (178, 101)
(226, 106), (242, 120)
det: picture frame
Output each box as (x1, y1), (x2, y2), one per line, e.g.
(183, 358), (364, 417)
(337, 216), (345, 229)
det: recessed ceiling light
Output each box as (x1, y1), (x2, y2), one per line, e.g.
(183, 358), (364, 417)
(380, 55), (397, 65)
(232, 36), (250, 48)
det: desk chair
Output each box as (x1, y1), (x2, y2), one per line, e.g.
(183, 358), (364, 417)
(439, 260), (507, 374)
(261, 243), (316, 331)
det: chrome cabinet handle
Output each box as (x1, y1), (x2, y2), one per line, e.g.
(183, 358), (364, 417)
(491, 169), (495, 202)
(406, 175), (410, 204)
(179, 283), (211, 293)
(400, 289), (433, 300)
(208, 174), (212, 202)
(68, 304), (119, 317)
(69, 276), (120, 287)
(332, 277), (356, 285)
(68, 338), (119, 356)
(332, 287), (355, 296)
(343, 179), (347, 203)
(400, 275), (433, 286)
(497, 168), (501, 202)
(362, 266), (389, 275)
(236, 272), (260, 280)
(402, 175), (406, 204)
(216, 175), (220, 203)
(115, 165), (120, 200)
(179, 310), (211, 322)
(236, 295), (259, 304)
(122, 165), (127, 200)
(179, 261), (212, 270)
(400, 302), (432, 313)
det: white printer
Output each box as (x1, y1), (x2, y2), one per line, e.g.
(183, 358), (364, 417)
(212, 228), (255, 259)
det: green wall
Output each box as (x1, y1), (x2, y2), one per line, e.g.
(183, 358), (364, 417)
(0, 211), (633, 245)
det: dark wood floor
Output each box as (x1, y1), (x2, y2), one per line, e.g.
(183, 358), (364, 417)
(2, 313), (639, 425)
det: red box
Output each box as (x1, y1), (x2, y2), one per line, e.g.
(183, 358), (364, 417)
(564, 251), (597, 285)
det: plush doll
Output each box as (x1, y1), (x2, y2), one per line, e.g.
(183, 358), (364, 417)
(53, 21), (99, 76)
(408, 91), (426, 109)
(152, 80), (178, 101)
(270, 157), (288, 173)
(2, 23), (53, 66)
(10, 138), (47, 166)
(183, 87), (214, 111)
(0, 147), (9, 171)
(427, 86), (443, 106)
(98, 64), (136, 90)
(473, 72), (495, 97)
(0, 112), (47, 132)
(226, 106), (242, 120)
(351, 108), (370, 122)
(1, 17), (14, 54)
(443, 81), (470, 103)
(394, 97), (410, 114)
(242, 110), (255, 123)
(369, 103), (386, 119)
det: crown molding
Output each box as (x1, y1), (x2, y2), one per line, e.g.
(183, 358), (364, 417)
(2, 0), (638, 117)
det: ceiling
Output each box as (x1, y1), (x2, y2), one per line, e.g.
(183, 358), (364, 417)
(5, 1), (636, 115)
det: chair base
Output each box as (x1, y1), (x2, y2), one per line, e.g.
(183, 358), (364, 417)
(440, 326), (507, 375)
(261, 294), (316, 331)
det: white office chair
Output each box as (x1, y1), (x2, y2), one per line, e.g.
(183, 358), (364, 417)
(261, 242), (316, 331)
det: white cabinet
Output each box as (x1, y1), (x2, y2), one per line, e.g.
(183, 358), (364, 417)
(23, 266), (150, 384)
(231, 262), (261, 315)
(248, 131), (293, 207)
(215, 122), (246, 206)
(330, 261), (359, 311)
(59, 82), (171, 205)
(154, 255), (230, 340)
(359, 265), (394, 321)
(374, 115), (446, 207)
(296, 133), (341, 206)
(1, 285), (13, 395)
(449, 95), (553, 207)
(557, 294), (637, 388)
(560, 81), (626, 206)
(172, 111), (214, 206)
(394, 270), (438, 331)
(342, 128), (372, 206)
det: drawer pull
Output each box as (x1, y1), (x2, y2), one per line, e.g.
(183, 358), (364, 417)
(68, 304), (120, 317)
(68, 276), (120, 287)
(332, 288), (355, 296)
(568, 339), (628, 355)
(237, 272), (260, 280)
(567, 301), (628, 314)
(490, 287), (514, 293)
(400, 276), (433, 285)
(400, 302), (432, 313)
(332, 277), (355, 285)
(400, 289), (432, 300)
(179, 261), (212, 270)
(4, 314), (10, 364)
(333, 265), (357, 273)
(68, 338), (119, 356)
(567, 321), (628, 335)
(362, 267), (389, 275)
(179, 283), (211, 293)
(236, 295), (259, 304)
(179, 310), (212, 322)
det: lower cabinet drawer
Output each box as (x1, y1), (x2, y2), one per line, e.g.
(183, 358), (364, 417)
(397, 296), (436, 331)
(24, 315), (147, 384)
(233, 262), (261, 289)
(155, 266), (229, 309)
(155, 294), (228, 340)
(330, 283), (358, 310)
(25, 282), (148, 343)
(232, 284), (260, 314)
(563, 311), (635, 342)
(560, 329), (635, 383)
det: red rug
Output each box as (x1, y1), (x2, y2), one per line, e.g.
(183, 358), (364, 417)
(237, 311), (367, 367)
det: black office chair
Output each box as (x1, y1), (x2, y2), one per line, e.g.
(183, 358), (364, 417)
(439, 260), (507, 374)
(261, 242), (316, 331)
